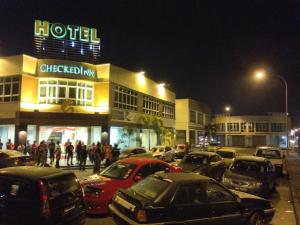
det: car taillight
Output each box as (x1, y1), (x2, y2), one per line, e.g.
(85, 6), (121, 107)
(135, 209), (148, 223)
(39, 180), (50, 218)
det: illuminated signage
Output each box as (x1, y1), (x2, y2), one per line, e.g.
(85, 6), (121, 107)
(39, 64), (95, 77)
(34, 20), (100, 44)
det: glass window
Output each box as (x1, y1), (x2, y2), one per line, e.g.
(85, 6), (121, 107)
(190, 111), (196, 123)
(227, 123), (239, 132)
(143, 95), (160, 116)
(58, 87), (66, 98)
(162, 102), (175, 119)
(210, 155), (221, 162)
(151, 163), (168, 173)
(174, 183), (206, 205)
(136, 164), (152, 178)
(206, 182), (234, 202)
(197, 112), (204, 125)
(256, 123), (269, 132)
(4, 84), (11, 95)
(12, 83), (19, 95)
(68, 87), (76, 99)
(100, 162), (137, 180)
(114, 85), (138, 111)
(182, 154), (209, 165)
(271, 123), (285, 132)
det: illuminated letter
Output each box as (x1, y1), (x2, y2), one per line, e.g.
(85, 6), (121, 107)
(34, 20), (49, 37)
(50, 23), (67, 39)
(57, 65), (63, 73)
(40, 64), (47, 72)
(67, 25), (79, 40)
(80, 27), (90, 42)
(90, 28), (100, 44)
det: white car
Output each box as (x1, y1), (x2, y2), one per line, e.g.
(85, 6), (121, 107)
(254, 146), (285, 175)
(151, 146), (175, 162)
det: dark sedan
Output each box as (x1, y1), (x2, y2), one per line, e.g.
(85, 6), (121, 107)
(0, 150), (34, 168)
(222, 156), (277, 197)
(177, 151), (226, 181)
(109, 172), (275, 225)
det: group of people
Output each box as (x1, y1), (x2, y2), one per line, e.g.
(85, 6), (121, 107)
(0, 137), (121, 172)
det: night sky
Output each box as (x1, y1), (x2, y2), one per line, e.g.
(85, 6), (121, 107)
(1, 0), (300, 125)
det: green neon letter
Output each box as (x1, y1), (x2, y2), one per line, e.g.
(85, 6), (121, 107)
(50, 23), (67, 39)
(80, 27), (90, 42)
(34, 20), (49, 37)
(67, 25), (79, 40)
(90, 28), (100, 44)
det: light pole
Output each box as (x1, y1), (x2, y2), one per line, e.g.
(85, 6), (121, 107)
(255, 71), (289, 148)
(225, 106), (231, 146)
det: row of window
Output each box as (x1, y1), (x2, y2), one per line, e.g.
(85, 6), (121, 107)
(0, 76), (20, 103)
(39, 79), (93, 106)
(113, 85), (175, 119)
(190, 110), (209, 125)
(216, 122), (286, 132)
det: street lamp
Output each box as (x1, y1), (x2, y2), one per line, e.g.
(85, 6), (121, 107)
(254, 71), (289, 148)
(225, 106), (231, 146)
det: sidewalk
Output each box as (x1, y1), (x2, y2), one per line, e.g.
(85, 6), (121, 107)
(286, 150), (300, 225)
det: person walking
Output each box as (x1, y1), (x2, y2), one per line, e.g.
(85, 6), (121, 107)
(55, 141), (62, 168)
(24, 140), (31, 156)
(48, 139), (56, 165)
(0, 139), (3, 150)
(6, 139), (14, 150)
(64, 139), (71, 160)
(39, 140), (47, 166)
(93, 142), (102, 174)
(31, 141), (38, 162)
(184, 142), (190, 155)
(66, 142), (74, 166)
(79, 145), (88, 171)
(104, 144), (113, 167)
(112, 143), (120, 162)
(76, 141), (82, 164)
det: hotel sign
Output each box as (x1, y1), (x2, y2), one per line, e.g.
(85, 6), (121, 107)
(37, 59), (97, 80)
(34, 20), (100, 44)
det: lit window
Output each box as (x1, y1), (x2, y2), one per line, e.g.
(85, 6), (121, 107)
(0, 76), (20, 103)
(113, 85), (138, 111)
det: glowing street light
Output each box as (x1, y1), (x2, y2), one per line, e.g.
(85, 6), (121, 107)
(255, 71), (265, 79)
(137, 71), (145, 85)
(225, 106), (231, 112)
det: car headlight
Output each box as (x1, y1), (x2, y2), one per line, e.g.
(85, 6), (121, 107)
(250, 182), (262, 187)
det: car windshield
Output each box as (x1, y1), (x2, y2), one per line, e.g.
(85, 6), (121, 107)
(256, 149), (281, 159)
(130, 175), (170, 200)
(231, 160), (266, 173)
(216, 151), (234, 159)
(100, 162), (137, 180)
(152, 147), (164, 153)
(182, 154), (208, 165)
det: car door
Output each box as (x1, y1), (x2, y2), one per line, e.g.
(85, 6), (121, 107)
(164, 147), (172, 161)
(206, 181), (243, 225)
(208, 155), (224, 180)
(171, 182), (211, 225)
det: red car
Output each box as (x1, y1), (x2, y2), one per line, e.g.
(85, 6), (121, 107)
(81, 157), (182, 214)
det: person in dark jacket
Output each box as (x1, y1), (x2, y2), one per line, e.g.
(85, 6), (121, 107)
(79, 145), (88, 171)
(66, 143), (74, 166)
(55, 141), (62, 168)
(48, 139), (56, 165)
(93, 142), (102, 174)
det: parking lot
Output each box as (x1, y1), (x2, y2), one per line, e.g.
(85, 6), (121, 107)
(72, 148), (296, 225)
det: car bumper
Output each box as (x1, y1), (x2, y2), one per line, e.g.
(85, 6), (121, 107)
(84, 198), (109, 214)
(263, 208), (276, 223)
(109, 204), (164, 225)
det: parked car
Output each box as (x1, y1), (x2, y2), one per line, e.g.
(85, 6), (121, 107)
(81, 157), (182, 214)
(0, 150), (34, 168)
(109, 172), (275, 225)
(177, 151), (226, 181)
(222, 156), (277, 197)
(216, 148), (238, 166)
(205, 142), (222, 152)
(0, 166), (85, 225)
(174, 144), (185, 158)
(254, 146), (285, 175)
(118, 147), (152, 159)
(151, 145), (175, 162)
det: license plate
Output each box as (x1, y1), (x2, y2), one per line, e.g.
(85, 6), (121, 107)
(115, 196), (136, 212)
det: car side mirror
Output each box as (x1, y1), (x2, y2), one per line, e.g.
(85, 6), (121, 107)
(134, 175), (143, 182)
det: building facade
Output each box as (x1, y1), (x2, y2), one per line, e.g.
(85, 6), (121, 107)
(175, 99), (211, 145)
(214, 113), (291, 147)
(0, 54), (175, 149)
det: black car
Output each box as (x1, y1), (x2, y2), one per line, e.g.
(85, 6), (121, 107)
(0, 150), (34, 168)
(222, 156), (277, 197)
(0, 166), (85, 225)
(177, 151), (226, 181)
(119, 147), (152, 160)
(109, 172), (275, 225)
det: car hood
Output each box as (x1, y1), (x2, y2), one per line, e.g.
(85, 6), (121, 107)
(178, 162), (207, 172)
(231, 189), (266, 201)
(80, 174), (122, 188)
(224, 169), (265, 182)
(152, 152), (163, 157)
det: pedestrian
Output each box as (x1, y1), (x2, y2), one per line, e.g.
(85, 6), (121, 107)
(0, 139), (3, 150)
(66, 142), (74, 166)
(48, 139), (56, 165)
(31, 141), (38, 162)
(184, 142), (190, 155)
(17, 143), (25, 153)
(39, 140), (47, 166)
(24, 140), (31, 156)
(6, 139), (14, 150)
(76, 141), (82, 164)
(93, 142), (102, 174)
(104, 144), (113, 167)
(79, 145), (88, 171)
(112, 143), (120, 162)
(55, 141), (61, 168)
(64, 139), (71, 159)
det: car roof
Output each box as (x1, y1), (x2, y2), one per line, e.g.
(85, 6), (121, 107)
(256, 146), (281, 151)
(0, 166), (75, 181)
(235, 155), (268, 162)
(118, 157), (166, 165)
(216, 148), (236, 153)
(156, 172), (210, 183)
(189, 151), (217, 156)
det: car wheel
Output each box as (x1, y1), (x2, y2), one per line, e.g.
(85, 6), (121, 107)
(248, 212), (264, 225)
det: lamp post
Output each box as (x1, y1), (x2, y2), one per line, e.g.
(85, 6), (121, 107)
(255, 71), (289, 148)
(225, 106), (231, 146)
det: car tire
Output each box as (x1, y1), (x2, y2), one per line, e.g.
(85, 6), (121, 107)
(248, 212), (264, 225)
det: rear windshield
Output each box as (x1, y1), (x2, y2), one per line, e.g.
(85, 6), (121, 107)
(216, 151), (234, 159)
(151, 147), (164, 152)
(46, 174), (81, 199)
(130, 176), (170, 200)
(182, 154), (208, 165)
(256, 149), (281, 159)
(100, 162), (137, 180)
(231, 160), (266, 173)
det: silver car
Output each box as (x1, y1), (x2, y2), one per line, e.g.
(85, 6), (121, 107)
(151, 146), (175, 162)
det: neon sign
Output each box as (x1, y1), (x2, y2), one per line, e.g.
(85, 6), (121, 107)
(34, 20), (100, 44)
(39, 64), (96, 78)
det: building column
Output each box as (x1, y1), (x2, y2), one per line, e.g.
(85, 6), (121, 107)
(14, 124), (28, 146)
